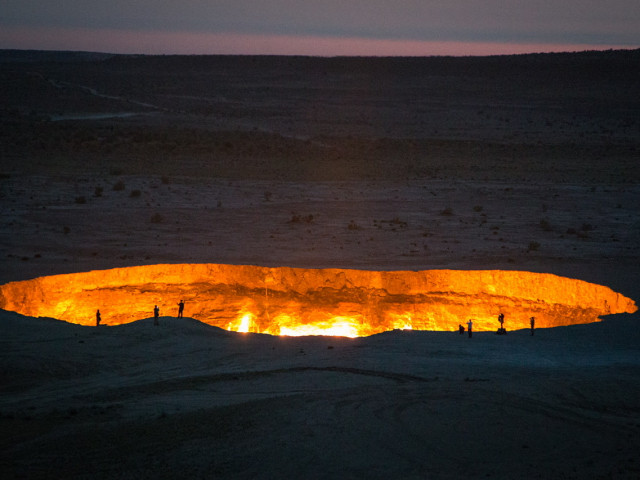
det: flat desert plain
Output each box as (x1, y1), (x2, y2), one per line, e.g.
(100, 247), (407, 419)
(1, 49), (640, 479)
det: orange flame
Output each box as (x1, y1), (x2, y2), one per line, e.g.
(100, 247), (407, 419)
(0, 264), (636, 336)
(278, 316), (362, 337)
(228, 312), (254, 333)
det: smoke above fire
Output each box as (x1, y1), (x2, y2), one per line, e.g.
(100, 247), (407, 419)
(0, 264), (636, 336)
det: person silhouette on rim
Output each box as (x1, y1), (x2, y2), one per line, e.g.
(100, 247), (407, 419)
(530, 316), (535, 336)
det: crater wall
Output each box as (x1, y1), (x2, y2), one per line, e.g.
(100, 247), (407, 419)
(0, 264), (636, 335)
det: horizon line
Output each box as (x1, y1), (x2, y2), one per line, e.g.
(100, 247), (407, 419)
(1, 26), (637, 58)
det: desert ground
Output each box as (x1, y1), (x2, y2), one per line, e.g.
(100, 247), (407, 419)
(1, 49), (640, 478)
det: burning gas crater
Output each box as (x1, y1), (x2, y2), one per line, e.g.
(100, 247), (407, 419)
(0, 264), (636, 336)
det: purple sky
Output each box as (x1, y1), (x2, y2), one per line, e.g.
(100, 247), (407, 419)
(1, 1), (638, 56)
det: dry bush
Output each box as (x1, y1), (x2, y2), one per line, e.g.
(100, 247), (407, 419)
(389, 217), (408, 227)
(150, 213), (164, 224)
(539, 219), (553, 232)
(440, 207), (453, 216)
(288, 214), (314, 224)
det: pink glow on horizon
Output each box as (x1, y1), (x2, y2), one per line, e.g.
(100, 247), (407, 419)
(1, 26), (634, 57)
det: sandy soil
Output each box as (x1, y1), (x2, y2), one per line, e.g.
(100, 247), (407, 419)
(1, 311), (639, 479)
(1, 50), (639, 478)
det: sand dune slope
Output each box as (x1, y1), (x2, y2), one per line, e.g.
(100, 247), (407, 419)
(1, 310), (639, 479)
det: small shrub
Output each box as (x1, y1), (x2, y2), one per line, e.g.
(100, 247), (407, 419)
(347, 220), (361, 230)
(161, 176), (170, 185)
(113, 180), (125, 191)
(473, 205), (483, 212)
(440, 207), (453, 216)
(539, 219), (553, 232)
(94, 186), (103, 197)
(150, 213), (164, 224)
(288, 214), (314, 224)
(527, 241), (541, 252)
(129, 189), (141, 198)
(389, 217), (408, 227)
(75, 196), (86, 204)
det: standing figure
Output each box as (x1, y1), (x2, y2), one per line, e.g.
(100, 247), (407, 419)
(96, 309), (101, 327)
(530, 316), (535, 336)
(177, 300), (185, 318)
(497, 312), (506, 334)
(466, 319), (473, 338)
(154, 305), (160, 326)
(459, 324), (465, 335)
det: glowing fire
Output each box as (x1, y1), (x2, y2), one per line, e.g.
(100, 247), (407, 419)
(279, 316), (361, 337)
(390, 313), (413, 331)
(0, 264), (636, 336)
(230, 313), (254, 333)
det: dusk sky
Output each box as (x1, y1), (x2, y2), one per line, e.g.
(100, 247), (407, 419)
(1, 1), (639, 56)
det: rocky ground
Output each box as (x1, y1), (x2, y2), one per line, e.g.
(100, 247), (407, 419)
(1, 49), (639, 478)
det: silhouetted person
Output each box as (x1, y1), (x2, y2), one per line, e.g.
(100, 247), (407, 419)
(154, 305), (159, 326)
(96, 309), (101, 327)
(467, 319), (473, 338)
(459, 324), (465, 335)
(177, 300), (185, 318)
(530, 316), (535, 336)
(496, 312), (507, 335)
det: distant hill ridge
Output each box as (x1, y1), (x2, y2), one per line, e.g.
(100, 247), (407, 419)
(1, 47), (639, 66)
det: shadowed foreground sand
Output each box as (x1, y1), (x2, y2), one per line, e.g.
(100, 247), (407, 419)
(1, 310), (639, 479)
